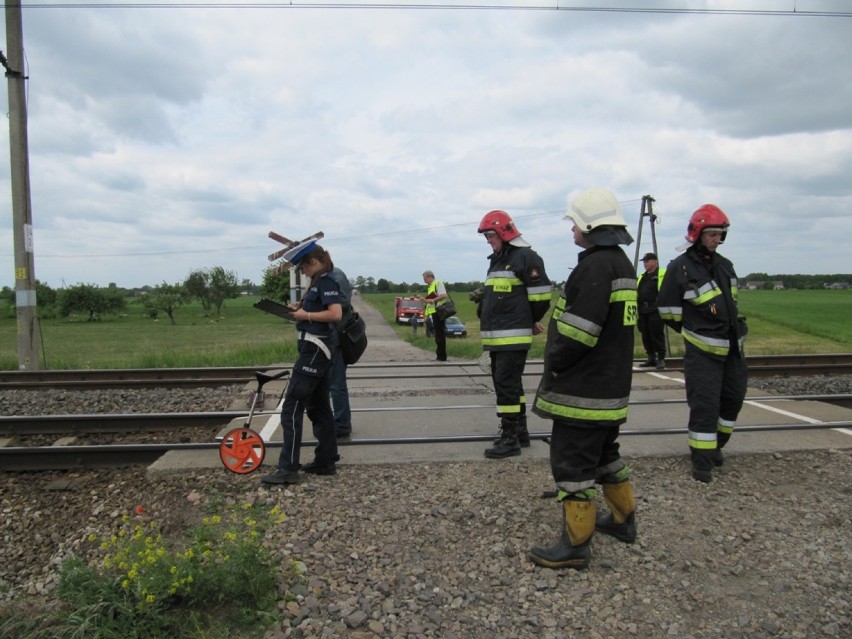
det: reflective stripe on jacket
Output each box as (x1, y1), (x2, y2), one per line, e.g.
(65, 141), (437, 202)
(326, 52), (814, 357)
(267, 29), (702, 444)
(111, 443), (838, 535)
(533, 245), (636, 426)
(480, 245), (552, 351)
(657, 247), (746, 359)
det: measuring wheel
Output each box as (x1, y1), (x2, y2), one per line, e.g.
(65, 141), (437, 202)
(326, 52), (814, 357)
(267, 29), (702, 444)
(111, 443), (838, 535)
(219, 427), (266, 474)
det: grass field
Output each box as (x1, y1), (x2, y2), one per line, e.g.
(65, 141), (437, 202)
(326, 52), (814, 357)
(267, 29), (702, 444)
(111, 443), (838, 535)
(0, 289), (848, 370)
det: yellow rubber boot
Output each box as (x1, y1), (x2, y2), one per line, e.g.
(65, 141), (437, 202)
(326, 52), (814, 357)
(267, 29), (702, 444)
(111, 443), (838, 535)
(595, 481), (637, 544)
(529, 500), (595, 570)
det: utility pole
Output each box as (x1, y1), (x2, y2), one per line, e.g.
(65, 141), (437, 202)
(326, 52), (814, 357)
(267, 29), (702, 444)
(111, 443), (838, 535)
(632, 195), (659, 271)
(4, 0), (41, 370)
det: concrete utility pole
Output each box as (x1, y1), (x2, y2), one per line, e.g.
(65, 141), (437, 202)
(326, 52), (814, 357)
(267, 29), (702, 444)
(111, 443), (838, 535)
(4, 0), (41, 370)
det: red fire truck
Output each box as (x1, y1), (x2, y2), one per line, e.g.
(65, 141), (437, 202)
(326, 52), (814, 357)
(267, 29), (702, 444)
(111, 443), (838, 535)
(394, 297), (425, 325)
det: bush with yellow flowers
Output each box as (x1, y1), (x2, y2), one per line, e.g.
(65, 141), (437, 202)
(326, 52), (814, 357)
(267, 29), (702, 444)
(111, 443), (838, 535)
(40, 501), (290, 639)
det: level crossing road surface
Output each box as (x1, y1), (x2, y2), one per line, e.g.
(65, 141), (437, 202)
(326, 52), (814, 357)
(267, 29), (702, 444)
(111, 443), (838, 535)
(149, 294), (852, 476)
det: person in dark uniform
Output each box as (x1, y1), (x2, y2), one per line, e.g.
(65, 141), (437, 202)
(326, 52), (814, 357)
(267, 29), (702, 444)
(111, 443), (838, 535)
(637, 252), (667, 370)
(328, 265), (353, 439)
(657, 204), (748, 483)
(262, 243), (343, 485)
(529, 187), (638, 570)
(476, 210), (552, 459)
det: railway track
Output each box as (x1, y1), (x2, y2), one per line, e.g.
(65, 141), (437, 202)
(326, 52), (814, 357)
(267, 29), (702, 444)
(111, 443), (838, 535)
(1, 353), (851, 390)
(1, 354), (850, 471)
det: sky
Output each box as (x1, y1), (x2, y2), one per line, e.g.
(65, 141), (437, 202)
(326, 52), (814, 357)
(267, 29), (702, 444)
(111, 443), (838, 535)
(1, 0), (851, 291)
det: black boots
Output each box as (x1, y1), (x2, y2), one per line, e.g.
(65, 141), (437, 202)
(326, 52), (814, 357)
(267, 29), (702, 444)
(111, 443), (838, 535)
(595, 481), (637, 544)
(691, 448), (715, 482)
(485, 417), (522, 458)
(529, 499), (595, 570)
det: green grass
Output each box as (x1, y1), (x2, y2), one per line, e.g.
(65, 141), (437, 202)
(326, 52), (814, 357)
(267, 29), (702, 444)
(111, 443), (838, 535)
(1, 289), (849, 370)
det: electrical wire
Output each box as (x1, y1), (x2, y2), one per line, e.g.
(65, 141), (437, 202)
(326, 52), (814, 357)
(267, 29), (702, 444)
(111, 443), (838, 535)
(14, 1), (852, 18)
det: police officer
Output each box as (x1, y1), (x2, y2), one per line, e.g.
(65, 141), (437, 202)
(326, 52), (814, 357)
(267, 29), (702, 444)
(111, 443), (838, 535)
(477, 210), (552, 459)
(529, 187), (638, 570)
(657, 204), (748, 483)
(637, 252), (667, 370)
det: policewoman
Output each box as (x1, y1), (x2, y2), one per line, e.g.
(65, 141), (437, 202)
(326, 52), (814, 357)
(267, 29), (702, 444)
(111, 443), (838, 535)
(262, 242), (343, 485)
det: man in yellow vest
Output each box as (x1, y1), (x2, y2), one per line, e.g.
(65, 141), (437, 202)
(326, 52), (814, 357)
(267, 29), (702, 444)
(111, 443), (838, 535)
(637, 252), (667, 370)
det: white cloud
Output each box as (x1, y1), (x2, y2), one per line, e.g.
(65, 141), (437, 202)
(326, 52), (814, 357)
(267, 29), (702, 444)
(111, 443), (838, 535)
(1, 4), (850, 291)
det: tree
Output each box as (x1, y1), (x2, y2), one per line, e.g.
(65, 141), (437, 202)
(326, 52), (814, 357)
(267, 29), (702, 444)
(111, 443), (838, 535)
(208, 266), (241, 316)
(184, 270), (213, 316)
(142, 282), (187, 325)
(184, 266), (241, 317)
(260, 263), (291, 301)
(59, 283), (127, 321)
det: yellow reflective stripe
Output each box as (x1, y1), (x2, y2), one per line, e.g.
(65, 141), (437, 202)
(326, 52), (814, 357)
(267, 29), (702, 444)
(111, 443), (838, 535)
(658, 305), (681, 321)
(556, 312), (600, 347)
(497, 404), (521, 414)
(485, 276), (523, 287)
(689, 430), (717, 449)
(684, 281), (722, 305)
(717, 418), (735, 434)
(535, 396), (628, 422)
(528, 292), (552, 302)
(482, 336), (533, 348)
(682, 329), (730, 356)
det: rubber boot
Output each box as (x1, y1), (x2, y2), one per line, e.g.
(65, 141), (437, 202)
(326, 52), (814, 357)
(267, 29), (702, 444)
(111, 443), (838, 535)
(485, 416), (521, 459)
(529, 499), (595, 570)
(712, 432), (730, 467)
(639, 356), (655, 367)
(690, 448), (714, 483)
(595, 481), (637, 544)
(518, 414), (531, 448)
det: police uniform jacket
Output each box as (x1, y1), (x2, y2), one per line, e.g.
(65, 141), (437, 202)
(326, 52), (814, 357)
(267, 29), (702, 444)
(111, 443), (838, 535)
(637, 267), (666, 314)
(533, 245), (637, 426)
(657, 247), (746, 359)
(479, 244), (552, 351)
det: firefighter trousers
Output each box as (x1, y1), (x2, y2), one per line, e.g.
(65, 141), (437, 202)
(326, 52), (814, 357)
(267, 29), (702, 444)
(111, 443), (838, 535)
(683, 341), (747, 453)
(489, 350), (528, 417)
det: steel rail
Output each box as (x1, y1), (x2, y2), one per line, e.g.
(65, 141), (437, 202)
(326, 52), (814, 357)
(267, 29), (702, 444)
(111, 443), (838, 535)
(0, 354), (850, 389)
(2, 394), (851, 437)
(2, 420), (851, 471)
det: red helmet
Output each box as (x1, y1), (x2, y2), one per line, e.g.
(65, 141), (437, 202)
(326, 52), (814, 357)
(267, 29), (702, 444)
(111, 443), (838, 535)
(478, 210), (521, 242)
(685, 204), (729, 244)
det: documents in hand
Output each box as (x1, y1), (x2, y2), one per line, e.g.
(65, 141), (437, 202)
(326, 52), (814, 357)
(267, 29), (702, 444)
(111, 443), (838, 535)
(253, 299), (297, 322)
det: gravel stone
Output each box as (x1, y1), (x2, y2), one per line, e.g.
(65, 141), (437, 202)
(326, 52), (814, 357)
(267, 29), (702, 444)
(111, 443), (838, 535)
(0, 374), (850, 637)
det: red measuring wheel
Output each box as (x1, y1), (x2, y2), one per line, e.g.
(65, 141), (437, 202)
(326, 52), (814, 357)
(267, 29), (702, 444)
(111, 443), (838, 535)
(219, 428), (266, 474)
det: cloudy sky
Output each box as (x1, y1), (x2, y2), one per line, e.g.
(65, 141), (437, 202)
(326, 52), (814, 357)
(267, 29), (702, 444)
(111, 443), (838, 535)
(1, 0), (850, 291)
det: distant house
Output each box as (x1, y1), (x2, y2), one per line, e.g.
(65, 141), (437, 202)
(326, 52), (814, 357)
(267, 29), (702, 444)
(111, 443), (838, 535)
(745, 280), (784, 290)
(825, 282), (850, 290)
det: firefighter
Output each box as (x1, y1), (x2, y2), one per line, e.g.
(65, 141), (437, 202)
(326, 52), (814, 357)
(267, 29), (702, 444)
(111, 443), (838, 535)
(657, 204), (748, 483)
(477, 210), (552, 458)
(529, 187), (637, 570)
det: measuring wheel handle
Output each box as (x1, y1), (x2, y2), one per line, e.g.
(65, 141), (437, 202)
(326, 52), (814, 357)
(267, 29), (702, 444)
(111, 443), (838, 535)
(219, 427), (266, 474)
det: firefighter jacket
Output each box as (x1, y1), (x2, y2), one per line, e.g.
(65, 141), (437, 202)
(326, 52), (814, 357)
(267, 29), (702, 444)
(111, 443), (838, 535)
(657, 247), (746, 359)
(637, 267), (666, 314)
(533, 245), (637, 426)
(479, 244), (552, 351)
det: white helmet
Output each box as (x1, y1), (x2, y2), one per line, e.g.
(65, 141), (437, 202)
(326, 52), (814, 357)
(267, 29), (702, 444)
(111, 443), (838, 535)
(564, 187), (627, 232)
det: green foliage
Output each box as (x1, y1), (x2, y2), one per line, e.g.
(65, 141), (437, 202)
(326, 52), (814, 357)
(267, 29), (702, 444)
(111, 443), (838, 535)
(0, 502), (289, 639)
(260, 263), (291, 301)
(140, 282), (188, 325)
(58, 283), (128, 321)
(184, 267), (242, 317)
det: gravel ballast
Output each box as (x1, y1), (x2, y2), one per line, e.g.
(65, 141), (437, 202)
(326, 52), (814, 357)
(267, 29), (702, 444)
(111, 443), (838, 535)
(1, 373), (851, 638)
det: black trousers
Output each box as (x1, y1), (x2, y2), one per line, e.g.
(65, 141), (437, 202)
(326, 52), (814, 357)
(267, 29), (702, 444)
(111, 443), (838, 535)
(490, 350), (528, 418)
(637, 311), (666, 359)
(433, 314), (447, 361)
(549, 422), (625, 495)
(683, 341), (747, 452)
